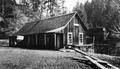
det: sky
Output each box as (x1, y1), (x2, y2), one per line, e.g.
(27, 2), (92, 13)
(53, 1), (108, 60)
(64, 0), (92, 12)
(15, 0), (92, 12)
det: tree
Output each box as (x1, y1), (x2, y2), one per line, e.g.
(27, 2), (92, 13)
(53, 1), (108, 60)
(84, 0), (120, 30)
(0, 0), (17, 37)
(84, 0), (120, 40)
(0, 0), (67, 37)
(0, 0), (15, 28)
(19, 0), (66, 20)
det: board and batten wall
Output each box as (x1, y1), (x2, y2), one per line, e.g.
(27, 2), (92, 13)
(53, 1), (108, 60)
(9, 33), (63, 49)
(58, 15), (86, 46)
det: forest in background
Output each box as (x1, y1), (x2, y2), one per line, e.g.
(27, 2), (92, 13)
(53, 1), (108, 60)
(0, 0), (120, 39)
(87, 0), (120, 39)
(0, 0), (66, 38)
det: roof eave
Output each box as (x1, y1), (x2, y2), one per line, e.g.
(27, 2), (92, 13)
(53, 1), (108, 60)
(76, 12), (88, 32)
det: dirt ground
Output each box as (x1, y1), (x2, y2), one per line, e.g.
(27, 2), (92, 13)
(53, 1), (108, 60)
(0, 47), (119, 69)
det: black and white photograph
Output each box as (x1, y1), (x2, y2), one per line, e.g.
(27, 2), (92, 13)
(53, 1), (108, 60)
(0, 0), (120, 69)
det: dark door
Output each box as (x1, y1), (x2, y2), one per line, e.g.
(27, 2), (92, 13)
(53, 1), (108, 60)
(46, 34), (54, 49)
(29, 35), (36, 48)
(56, 34), (63, 49)
(37, 34), (44, 49)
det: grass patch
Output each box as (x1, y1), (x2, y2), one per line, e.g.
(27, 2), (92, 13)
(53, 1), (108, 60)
(0, 48), (93, 69)
(0, 47), (119, 69)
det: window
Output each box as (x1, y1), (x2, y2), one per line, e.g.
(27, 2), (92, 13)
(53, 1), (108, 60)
(67, 32), (73, 45)
(79, 33), (83, 45)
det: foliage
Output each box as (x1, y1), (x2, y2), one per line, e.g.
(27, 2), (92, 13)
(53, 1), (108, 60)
(0, 0), (67, 37)
(19, 0), (66, 20)
(0, 0), (17, 37)
(7, 6), (29, 35)
(84, 0), (120, 30)
(0, 0), (15, 28)
(83, 0), (120, 46)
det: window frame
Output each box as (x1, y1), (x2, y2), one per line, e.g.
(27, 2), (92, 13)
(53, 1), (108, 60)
(67, 32), (73, 45)
(79, 33), (83, 45)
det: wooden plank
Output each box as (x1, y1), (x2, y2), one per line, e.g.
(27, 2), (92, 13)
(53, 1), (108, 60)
(85, 56), (107, 69)
(75, 44), (93, 47)
(90, 54), (119, 69)
(74, 48), (119, 69)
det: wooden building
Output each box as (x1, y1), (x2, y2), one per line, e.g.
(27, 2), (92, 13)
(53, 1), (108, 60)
(9, 12), (88, 50)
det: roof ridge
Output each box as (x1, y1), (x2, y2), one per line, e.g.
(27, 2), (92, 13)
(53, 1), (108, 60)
(25, 12), (76, 24)
(40, 12), (75, 21)
(25, 12), (75, 24)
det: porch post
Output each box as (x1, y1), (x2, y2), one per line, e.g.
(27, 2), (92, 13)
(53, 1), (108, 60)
(27, 36), (30, 47)
(44, 34), (46, 46)
(63, 34), (65, 48)
(36, 34), (38, 45)
(54, 33), (56, 49)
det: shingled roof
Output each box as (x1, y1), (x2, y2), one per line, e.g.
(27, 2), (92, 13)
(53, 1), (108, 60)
(14, 12), (87, 35)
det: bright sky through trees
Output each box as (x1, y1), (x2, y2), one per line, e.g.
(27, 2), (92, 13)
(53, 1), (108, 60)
(64, 0), (92, 12)
(15, 0), (92, 12)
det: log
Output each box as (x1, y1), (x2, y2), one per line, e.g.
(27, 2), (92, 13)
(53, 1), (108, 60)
(74, 48), (119, 69)
(85, 56), (107, 69)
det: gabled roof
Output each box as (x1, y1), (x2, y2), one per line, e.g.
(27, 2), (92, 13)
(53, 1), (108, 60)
(14, 12), (87, 36)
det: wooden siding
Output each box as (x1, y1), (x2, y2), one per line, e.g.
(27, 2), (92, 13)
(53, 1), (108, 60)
(37, 34), (45, 48)
(9, 33), (64, 50)
(60, 15), (85, 46)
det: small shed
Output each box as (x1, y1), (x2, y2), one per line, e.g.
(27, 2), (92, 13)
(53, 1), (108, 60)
(9, 12), (88, 50)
